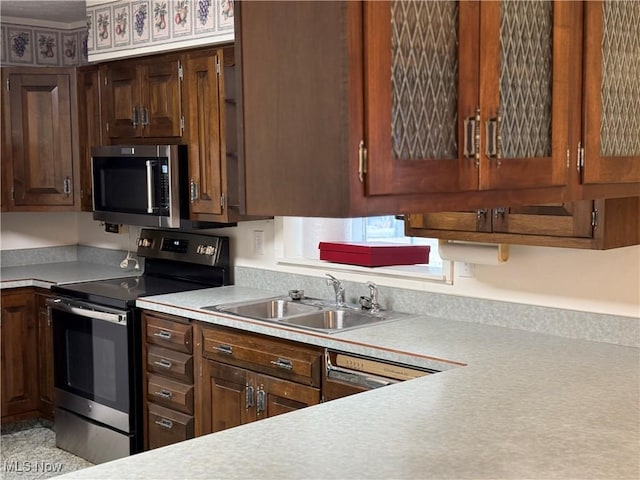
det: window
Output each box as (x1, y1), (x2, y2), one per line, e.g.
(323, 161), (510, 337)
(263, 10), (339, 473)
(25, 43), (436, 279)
(349, 216), (441, 269)
(276, 216), (447, 282)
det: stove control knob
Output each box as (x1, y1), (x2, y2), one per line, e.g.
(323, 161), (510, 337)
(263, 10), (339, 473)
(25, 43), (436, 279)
(138, 238), (152, 248)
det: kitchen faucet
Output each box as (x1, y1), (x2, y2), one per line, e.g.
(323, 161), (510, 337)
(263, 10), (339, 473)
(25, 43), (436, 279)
(326, 274), (346, 307)
(366, 281), (380, 314)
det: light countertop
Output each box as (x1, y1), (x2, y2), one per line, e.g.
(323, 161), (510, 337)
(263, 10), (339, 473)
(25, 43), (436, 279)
(0, 262), (139, 290)
(53, 286), (640, 480)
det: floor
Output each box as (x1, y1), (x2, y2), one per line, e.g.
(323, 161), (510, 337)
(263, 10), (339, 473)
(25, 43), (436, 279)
(1, 419), (93, 480)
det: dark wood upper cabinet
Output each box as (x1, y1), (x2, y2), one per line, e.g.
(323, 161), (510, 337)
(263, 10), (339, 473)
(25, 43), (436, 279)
(405, 197), (640, 250)
(581, 1), (640, 191)
(77, 65), (103, 212)
(1, 67), (79, 211)
(101, 54), (183, 140)
(235, 1), (588, 218)
(366, 1), (576, 195)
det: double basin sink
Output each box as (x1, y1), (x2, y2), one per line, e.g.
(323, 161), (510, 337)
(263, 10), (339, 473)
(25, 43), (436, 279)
(202, 296), (414, 333)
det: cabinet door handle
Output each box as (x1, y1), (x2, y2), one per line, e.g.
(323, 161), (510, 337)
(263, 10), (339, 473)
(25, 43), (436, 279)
(141, 106), (149, 126)
(153, 359), (173, 369)
(270, 358), (293, 370)
(213, 344), (233, 355)
(245, 385), (255, 409)
(153, 330), (172, 340)
(463, 108), (480, 166)
(190, 179), (198, 202)
(132, 107), (139, 127)
(155, 418), (173, 429)
(63, 177), (72, 195)
(256, 388), (266, 415)
(485, 116), (502, 161)
(155, 389), (173, 400)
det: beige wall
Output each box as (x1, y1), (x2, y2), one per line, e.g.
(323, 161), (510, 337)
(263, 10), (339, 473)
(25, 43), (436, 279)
(1, 212), (638, 319)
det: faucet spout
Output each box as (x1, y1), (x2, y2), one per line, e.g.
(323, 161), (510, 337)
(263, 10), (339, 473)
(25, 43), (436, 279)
(326, 274), (346, 307)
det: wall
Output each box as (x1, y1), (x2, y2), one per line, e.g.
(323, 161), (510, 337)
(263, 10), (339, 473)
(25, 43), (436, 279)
(1, 212), (638, 321)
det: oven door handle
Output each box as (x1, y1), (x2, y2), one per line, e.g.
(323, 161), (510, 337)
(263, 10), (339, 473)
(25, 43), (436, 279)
(46, 298), (128, 325)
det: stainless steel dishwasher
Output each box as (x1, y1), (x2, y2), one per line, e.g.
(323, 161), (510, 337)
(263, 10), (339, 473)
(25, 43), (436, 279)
(323, 350), (437, 401)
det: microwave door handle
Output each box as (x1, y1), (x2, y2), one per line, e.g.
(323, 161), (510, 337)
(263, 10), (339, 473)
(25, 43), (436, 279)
(146, 160), (156, 213)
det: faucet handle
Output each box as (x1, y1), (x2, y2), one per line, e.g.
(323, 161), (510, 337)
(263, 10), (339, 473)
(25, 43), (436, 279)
(366, 281), (380, 313)
(326, 273), (339, 285)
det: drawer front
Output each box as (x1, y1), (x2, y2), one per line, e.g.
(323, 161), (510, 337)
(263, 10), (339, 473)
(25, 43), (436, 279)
(147, 345), (193, 383)
(147, 403), (194, 450)
(145, 314), (192, 354)
(147, 374), (194, 414)
(201, 325), (322, 386)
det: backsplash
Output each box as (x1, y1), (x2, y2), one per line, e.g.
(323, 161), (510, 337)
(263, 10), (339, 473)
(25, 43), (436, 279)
(234, 266), (640, 348)
(0, 245), (131, 268)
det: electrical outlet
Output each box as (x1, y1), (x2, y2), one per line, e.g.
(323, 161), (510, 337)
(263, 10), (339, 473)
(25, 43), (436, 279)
(253, 230), (265, 255)
(458, 262), (475, 278)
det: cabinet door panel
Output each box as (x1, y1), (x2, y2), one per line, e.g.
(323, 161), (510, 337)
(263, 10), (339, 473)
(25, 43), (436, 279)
(104, 63), (139, 139)
(207, 361), (254, 433)
(583, 0), (640, 184)
(406, 210), (491, 234)
(492, 202), (594, 238)
(184, 50), (223, 216)
(143, 59), (183, 138)
(1, 290), (38, 419)
(366, 0), (480, 195)
(9, 73), (75, 206)
(258, 374), (320, 420)
(77, 67), (102, 211)
(36, 292), (54, 420)
(479, 0), (577, 190)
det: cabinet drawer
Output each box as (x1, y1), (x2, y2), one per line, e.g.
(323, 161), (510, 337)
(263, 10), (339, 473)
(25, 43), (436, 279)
(147, 374), (194, 414)
(147, 403), (194, 450)
(147, 345), (193, 383)
(145, 314), (192, 354)
(201, 325), (322, 387)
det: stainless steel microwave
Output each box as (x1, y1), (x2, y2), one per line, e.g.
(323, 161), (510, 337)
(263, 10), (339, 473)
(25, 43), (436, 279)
(91, 145), (187, 228)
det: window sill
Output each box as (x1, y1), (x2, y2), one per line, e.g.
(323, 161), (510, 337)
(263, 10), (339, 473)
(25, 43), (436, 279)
(275, 257), (451, 284)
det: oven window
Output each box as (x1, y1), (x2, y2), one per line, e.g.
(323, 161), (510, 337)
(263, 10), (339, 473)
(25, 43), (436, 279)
(53, 310), (130, 413)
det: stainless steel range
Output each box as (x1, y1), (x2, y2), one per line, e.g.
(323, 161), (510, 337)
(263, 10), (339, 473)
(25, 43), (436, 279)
(47, 229), (231, 464)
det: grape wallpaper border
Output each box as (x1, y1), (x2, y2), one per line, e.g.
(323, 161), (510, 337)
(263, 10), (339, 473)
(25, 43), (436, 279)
(0, 0), (233, 67)
(1, 25), (87, 67)
(87, 0), (234, 60)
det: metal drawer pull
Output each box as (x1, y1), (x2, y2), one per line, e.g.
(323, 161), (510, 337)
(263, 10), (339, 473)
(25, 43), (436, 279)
(155, 418), (173, 429)
(245, 385), (255, 409)
(154, 330), (172, 340)
(153, 359), (173, 369)
(270, 358), (293, 370)
(214, 344), (233, 355)
(256, 388), (266, 414)
(155, 389), (173, 399)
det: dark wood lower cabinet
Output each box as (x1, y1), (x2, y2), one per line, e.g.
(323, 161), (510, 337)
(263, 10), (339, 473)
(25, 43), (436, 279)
(147, 403), (194, 450)
(1, 288), (56, 423)
(199, 358), (321, 435)
(195, 323), (322, 436)
(1, 289), (38, 421)
(36, 291), (55, 420)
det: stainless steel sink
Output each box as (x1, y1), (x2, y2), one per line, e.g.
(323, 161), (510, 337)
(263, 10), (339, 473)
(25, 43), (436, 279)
(280, 309), (383, 331)
(202, 298), (321, 319)
(202, 296), (414, 333)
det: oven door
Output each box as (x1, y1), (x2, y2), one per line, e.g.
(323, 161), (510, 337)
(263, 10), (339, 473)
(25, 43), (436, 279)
(48, 297), (131, 433)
